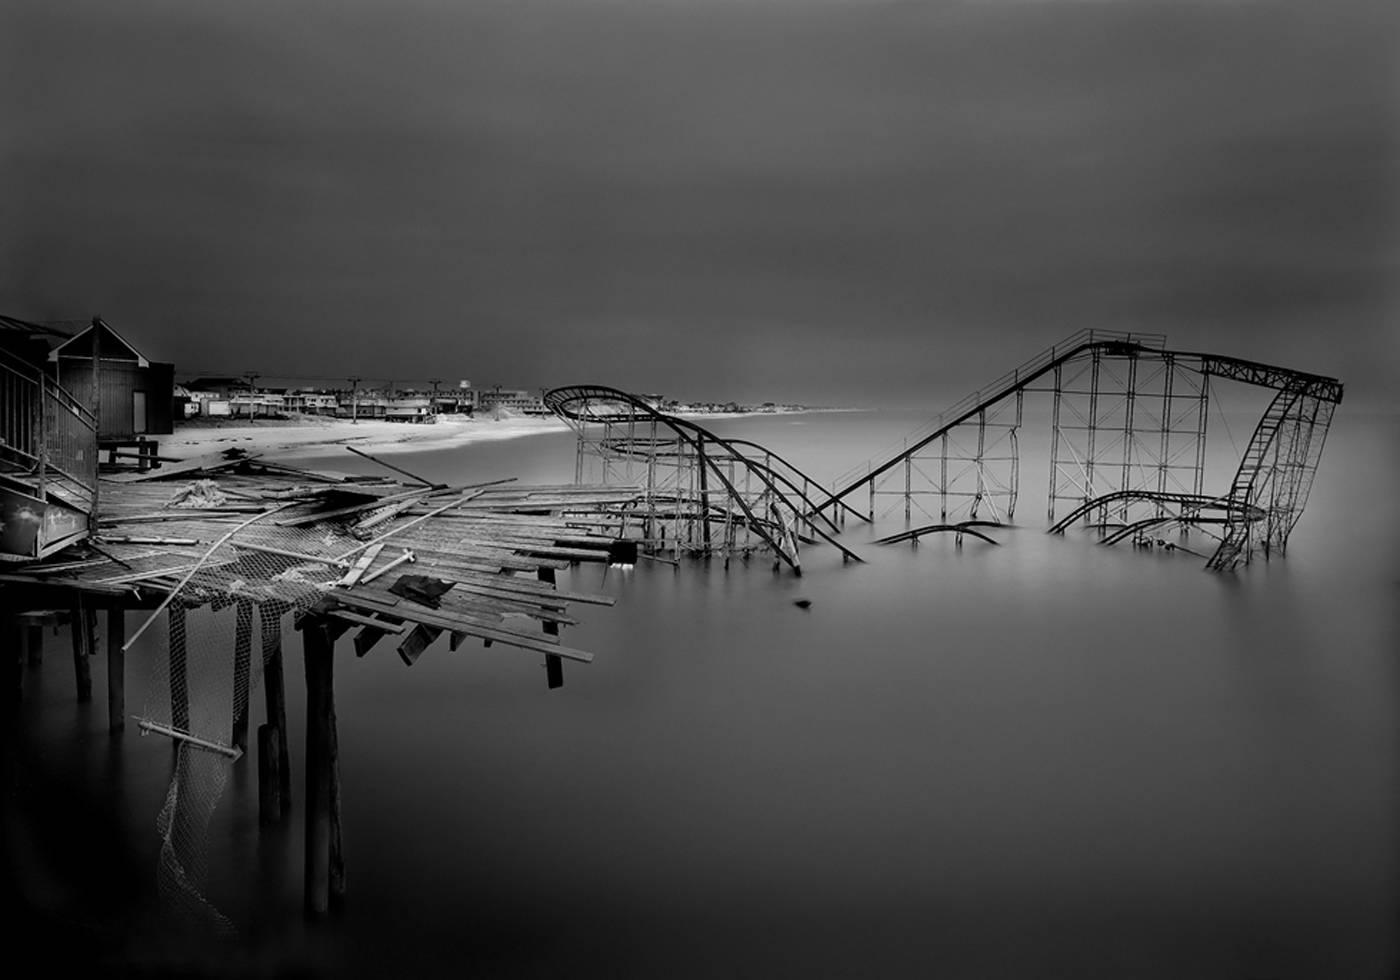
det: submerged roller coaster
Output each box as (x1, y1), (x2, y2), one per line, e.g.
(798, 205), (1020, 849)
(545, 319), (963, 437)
(547, 329), (1342, 574)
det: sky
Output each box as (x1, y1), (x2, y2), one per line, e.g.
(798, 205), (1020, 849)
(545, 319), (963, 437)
(2, 0), (1396, 407)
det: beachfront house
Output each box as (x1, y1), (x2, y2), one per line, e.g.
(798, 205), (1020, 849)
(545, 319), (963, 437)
(386, 395), (436, 423)
(479, 388), (547, 415)
(284, 390), (339, 415)
(337, 390), (387, 419)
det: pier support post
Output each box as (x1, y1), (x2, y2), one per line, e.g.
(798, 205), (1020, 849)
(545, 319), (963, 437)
(231, 600), (253, 753)
(303, 616), (336, 919)
(537, 567), (564, 689)
(107, 607), (125, 734)
(21, 620), (42, 666)
(262, 606), (292, 817)
(258, 724), (281, 824)
(6, 607), (20, 705)
(329, 696), (346, 912)
(70, 603), (92, 703)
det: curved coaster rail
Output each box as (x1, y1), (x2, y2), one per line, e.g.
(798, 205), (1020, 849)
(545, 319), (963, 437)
(550, 330), (1342, 574)
(546, 385), (862, 574)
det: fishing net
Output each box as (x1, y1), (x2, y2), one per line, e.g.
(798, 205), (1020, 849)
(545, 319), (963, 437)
(133, 511), (361, 933)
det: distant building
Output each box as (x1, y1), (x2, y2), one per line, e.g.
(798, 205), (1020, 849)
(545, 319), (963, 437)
(386, 396), (435, 423)
(229, 390), (285, 418)
(479, 388), (547, 414)
(284, 389), (339, 415)
(185, 376), (243, 398)
(337, 390), (387, 419)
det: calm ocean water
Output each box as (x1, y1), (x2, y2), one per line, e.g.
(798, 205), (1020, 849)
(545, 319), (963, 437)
(9, 406), (1399, 978)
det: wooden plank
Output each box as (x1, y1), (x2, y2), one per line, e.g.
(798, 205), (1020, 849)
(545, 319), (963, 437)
(277, 487), (433, 528)
(327, 608), (408, 633)
(396, 624), (443, 666)
(336, 542), (385, 587)
(539, 567), (563, 690)
(330, 592), (595, 663)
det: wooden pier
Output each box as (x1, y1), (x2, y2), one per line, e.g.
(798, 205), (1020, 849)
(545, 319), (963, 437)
(4, 449), (641, 922)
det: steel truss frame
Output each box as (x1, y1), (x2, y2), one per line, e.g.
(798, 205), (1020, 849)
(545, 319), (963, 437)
(821, 330), (1343, 571)
(545, 386), (862, 575)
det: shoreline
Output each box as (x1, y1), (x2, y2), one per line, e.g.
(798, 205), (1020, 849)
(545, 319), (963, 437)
(161, 407), (862, 462)
(162, 413), (569, 461)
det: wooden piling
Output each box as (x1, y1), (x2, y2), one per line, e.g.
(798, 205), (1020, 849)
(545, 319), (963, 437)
(22, 621), (42, 666)
(70, 603), (92, 703)
(537, 568), (563, 689)
(6, 607), (20, 705)
(231, 600), (253, 752)
(86, 605), (99, 661)
(261, 606), (292, 816)
(107, 607), (125, 734)
(258, 724), (281, 824)
(328, 695), (346, 912)
(303, 617), (334, 919)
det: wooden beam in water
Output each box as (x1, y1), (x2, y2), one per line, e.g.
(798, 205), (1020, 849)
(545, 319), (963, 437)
(331, 592), (595, 663)
(258, 724), (281, 825)
(538, 567), (563, 690)
(5, 607), (19, 705)
(261, 606), (291, 817)
(70, 603), (92, 703)
(22, 619), (42, 666)
(303, 617), (334, 920)
(328, 694), (345, 913)
(107, 606), (125, 734)
(396, 624), (443, 666)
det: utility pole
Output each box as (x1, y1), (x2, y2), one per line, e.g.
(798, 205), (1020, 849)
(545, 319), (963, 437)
(429, 379), (441, 416)
(243, 372), (260, 419)
(348, 377), (361, 425)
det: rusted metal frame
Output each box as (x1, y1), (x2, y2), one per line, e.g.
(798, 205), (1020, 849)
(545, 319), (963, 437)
(1193, 375), (1210, 501)
(1195, 354), (1343, 404)
(1046, 490), (1249, 536)
(1205, 388), (1302, 570)
(1157, 355), (1174, 517)
(1100, 514), (1232, 547)
(723, 437), (868, 525)
(1118, 353), (1137, 520)
(874, 522), (1001, 546)
(817, 337), (1137, 515)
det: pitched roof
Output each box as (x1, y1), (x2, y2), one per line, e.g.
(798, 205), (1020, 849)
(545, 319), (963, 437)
(50, 317), (149, 367)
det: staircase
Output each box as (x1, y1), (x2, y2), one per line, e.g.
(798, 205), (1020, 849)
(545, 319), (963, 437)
(1205, 388), (1301, 571)
(0, 347), (97, 560)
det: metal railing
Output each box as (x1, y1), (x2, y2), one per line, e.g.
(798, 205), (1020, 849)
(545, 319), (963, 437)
(0, 346), (98, 514)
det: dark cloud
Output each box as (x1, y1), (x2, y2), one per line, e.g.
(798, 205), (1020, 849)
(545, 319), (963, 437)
(2, 0), (1395, 405)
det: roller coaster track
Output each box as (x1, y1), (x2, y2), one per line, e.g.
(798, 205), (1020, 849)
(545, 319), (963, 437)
(545, 385), (863, 574)
(1046, 490), (1262, 536)
(820, 330), (1340, 517)
(550, 331), (1341, 573)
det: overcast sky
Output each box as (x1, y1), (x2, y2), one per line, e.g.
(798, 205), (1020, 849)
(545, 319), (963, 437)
(3, 0), (1395, 406)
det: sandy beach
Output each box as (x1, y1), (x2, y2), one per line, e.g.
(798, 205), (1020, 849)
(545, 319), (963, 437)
(163, 412), (568, 461)
(162, 408), (846, 462)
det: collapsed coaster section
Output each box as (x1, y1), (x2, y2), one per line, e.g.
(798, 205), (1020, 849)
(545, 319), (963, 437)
(544, 385), (862, 574)
(819, 329), (1342, 570)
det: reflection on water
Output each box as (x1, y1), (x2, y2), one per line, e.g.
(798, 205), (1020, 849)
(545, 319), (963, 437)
(7, 410), (1398, 978)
